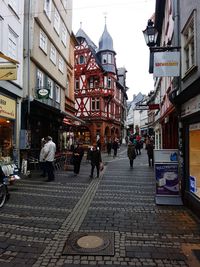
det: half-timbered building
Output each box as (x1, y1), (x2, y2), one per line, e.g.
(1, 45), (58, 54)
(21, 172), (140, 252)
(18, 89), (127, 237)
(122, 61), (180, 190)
(74, 24), (128, 149)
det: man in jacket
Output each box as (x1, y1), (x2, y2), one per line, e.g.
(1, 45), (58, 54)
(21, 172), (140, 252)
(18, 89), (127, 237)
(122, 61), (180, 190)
(43, 136), (56, 181)
(89, 143), (102, 178)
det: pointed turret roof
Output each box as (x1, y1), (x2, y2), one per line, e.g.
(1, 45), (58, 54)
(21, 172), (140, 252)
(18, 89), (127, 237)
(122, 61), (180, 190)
(76, 28), (97, 50)
(98, 24), (115, 53)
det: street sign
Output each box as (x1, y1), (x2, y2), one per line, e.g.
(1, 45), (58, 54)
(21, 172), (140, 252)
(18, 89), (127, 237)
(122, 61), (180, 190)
(135, 105), (148, 110)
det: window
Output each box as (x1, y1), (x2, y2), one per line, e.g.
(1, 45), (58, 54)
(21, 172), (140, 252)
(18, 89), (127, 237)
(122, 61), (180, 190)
(58, 56), (64, 73)
(47, 77), (53, 98)
(75, 78), (79, 90)
(79, 55), (85, 64)
(8, 27), (18, 59)
(37, 69), (44, 88)
(102, 54), (107, 64)
(39, 30), (48, 53)
(61, 22), (67, 46)
(89, 77), (94, 88)
(91, 98), (100, 111)
(55, 84), (60, 103)
(0, 17), (3, 52)
(102, 53), (112, 64)
(44, 0), (52, 20)
(189, 123), (200, 198)
(182, 10), (196, 76)
(108, 54), (112, 64)
(108, 77), (112, 88)
(54, 7), (60, 35)
(50, 44), (56, 65)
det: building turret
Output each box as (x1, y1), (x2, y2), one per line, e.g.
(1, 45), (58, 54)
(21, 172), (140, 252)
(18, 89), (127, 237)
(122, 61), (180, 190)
(97, 24), (116, 74)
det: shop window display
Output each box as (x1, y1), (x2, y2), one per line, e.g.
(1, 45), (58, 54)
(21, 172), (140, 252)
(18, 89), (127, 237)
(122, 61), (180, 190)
(189, 123), (200, 198)
(0, 118), (14, 164)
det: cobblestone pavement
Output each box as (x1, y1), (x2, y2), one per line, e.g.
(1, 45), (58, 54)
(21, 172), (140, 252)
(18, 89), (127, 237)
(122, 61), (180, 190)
(0, 146), (200, 267)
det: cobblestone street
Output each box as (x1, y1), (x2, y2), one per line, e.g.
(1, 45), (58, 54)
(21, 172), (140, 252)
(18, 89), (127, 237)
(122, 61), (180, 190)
(0, 146), (200, 267)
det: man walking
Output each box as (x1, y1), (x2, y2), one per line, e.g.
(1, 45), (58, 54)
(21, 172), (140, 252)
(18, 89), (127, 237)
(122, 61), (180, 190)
(89, 143), (102, 178)
(127, 141), (136, 168)
(43, 136), (56, 182)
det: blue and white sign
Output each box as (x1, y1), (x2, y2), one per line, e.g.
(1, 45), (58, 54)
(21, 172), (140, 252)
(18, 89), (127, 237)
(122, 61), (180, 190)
(154, 149), (178, 163)
(190, 176), (197, 193)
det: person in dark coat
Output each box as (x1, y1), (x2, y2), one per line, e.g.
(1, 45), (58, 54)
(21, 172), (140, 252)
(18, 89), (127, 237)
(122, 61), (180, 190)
(106, 139), (112, 156)
(89, 143), (102, 178)
(127, 141), (136, 168)
(112, 138), (119, 158)
(146, 139), (154, 167)
(72, 143), (84, 176)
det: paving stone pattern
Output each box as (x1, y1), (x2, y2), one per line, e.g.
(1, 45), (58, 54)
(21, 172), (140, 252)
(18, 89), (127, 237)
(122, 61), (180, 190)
(0, 146), (200, 266)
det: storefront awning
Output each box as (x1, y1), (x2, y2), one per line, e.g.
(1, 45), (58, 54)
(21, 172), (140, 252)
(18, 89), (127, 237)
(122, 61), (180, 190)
(61, 111), (85, 125)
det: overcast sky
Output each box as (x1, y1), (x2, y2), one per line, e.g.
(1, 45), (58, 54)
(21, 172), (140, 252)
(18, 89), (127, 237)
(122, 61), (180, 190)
(72, 0), (155, 100)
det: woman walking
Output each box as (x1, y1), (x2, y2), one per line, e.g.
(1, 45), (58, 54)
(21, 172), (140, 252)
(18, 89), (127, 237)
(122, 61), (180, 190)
(127, 141), (136, 168)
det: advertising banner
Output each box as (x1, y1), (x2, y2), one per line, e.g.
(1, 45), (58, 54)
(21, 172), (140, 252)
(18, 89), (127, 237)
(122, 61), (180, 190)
(154, 51), (180, 77)
(154, 149), (182, 205)
(155, 163), (179, 196)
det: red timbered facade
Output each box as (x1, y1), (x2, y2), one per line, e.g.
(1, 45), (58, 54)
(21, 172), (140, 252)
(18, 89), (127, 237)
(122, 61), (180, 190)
(74, 25), (128, 149)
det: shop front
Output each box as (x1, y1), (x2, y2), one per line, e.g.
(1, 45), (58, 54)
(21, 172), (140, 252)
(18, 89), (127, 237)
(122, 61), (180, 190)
(0, 94), (17, 165)
(181, 96), (200, 218)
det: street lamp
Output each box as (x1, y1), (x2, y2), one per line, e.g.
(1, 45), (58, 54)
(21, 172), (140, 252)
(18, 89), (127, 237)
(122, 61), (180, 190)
(142, 19), (158, 47)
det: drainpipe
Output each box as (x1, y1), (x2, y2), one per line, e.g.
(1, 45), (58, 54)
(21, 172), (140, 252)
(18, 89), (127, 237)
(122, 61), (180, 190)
(27, 0), (31, 121)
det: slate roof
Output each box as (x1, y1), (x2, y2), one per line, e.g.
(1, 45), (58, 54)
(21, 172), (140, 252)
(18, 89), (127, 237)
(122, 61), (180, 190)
(98, 25), (115, 53)
(76, 28), (97, 50)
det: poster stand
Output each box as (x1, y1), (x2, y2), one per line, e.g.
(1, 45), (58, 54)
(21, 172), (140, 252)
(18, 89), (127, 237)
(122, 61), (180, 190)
(154, 149), (183, 206)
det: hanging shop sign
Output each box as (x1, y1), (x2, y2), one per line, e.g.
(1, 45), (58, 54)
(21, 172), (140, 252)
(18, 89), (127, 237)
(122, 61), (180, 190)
(0, 94), (16, 119)
(37, 88), (50, 99)
(148, 104), (160, 110)
(153, 51), (180, 77)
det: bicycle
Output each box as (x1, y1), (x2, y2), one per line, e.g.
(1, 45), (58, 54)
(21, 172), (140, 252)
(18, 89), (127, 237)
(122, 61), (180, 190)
(0, 166), (10, 208)
(0, 183), (7, 208)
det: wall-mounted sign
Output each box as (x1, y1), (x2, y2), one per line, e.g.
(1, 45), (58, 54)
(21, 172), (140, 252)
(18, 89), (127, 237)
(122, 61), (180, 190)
(0, 94), (16, 119)
(154, 51), (180, 77)
(0, 64), (17, 80)
(37, 88), (50, 99)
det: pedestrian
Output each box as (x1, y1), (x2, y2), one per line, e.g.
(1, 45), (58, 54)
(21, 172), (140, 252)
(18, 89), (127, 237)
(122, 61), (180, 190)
(125, 136), (128, 146)
(135, 135), (142, 155)
(89, 143), (102, 178)
(43, 136), (56, 182)
(97, 139), (101, 150)
(112, 138), (119, 158)
(127, 141), (136, 168)
(39, 138), (46, 177)
(72, 142), (84, 176)
(106, 139), (112, 156)
(146, 138), (154, 167)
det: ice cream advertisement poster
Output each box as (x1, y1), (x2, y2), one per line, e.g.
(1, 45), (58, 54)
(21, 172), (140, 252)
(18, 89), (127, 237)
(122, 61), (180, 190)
(155, 163), (179, 196)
